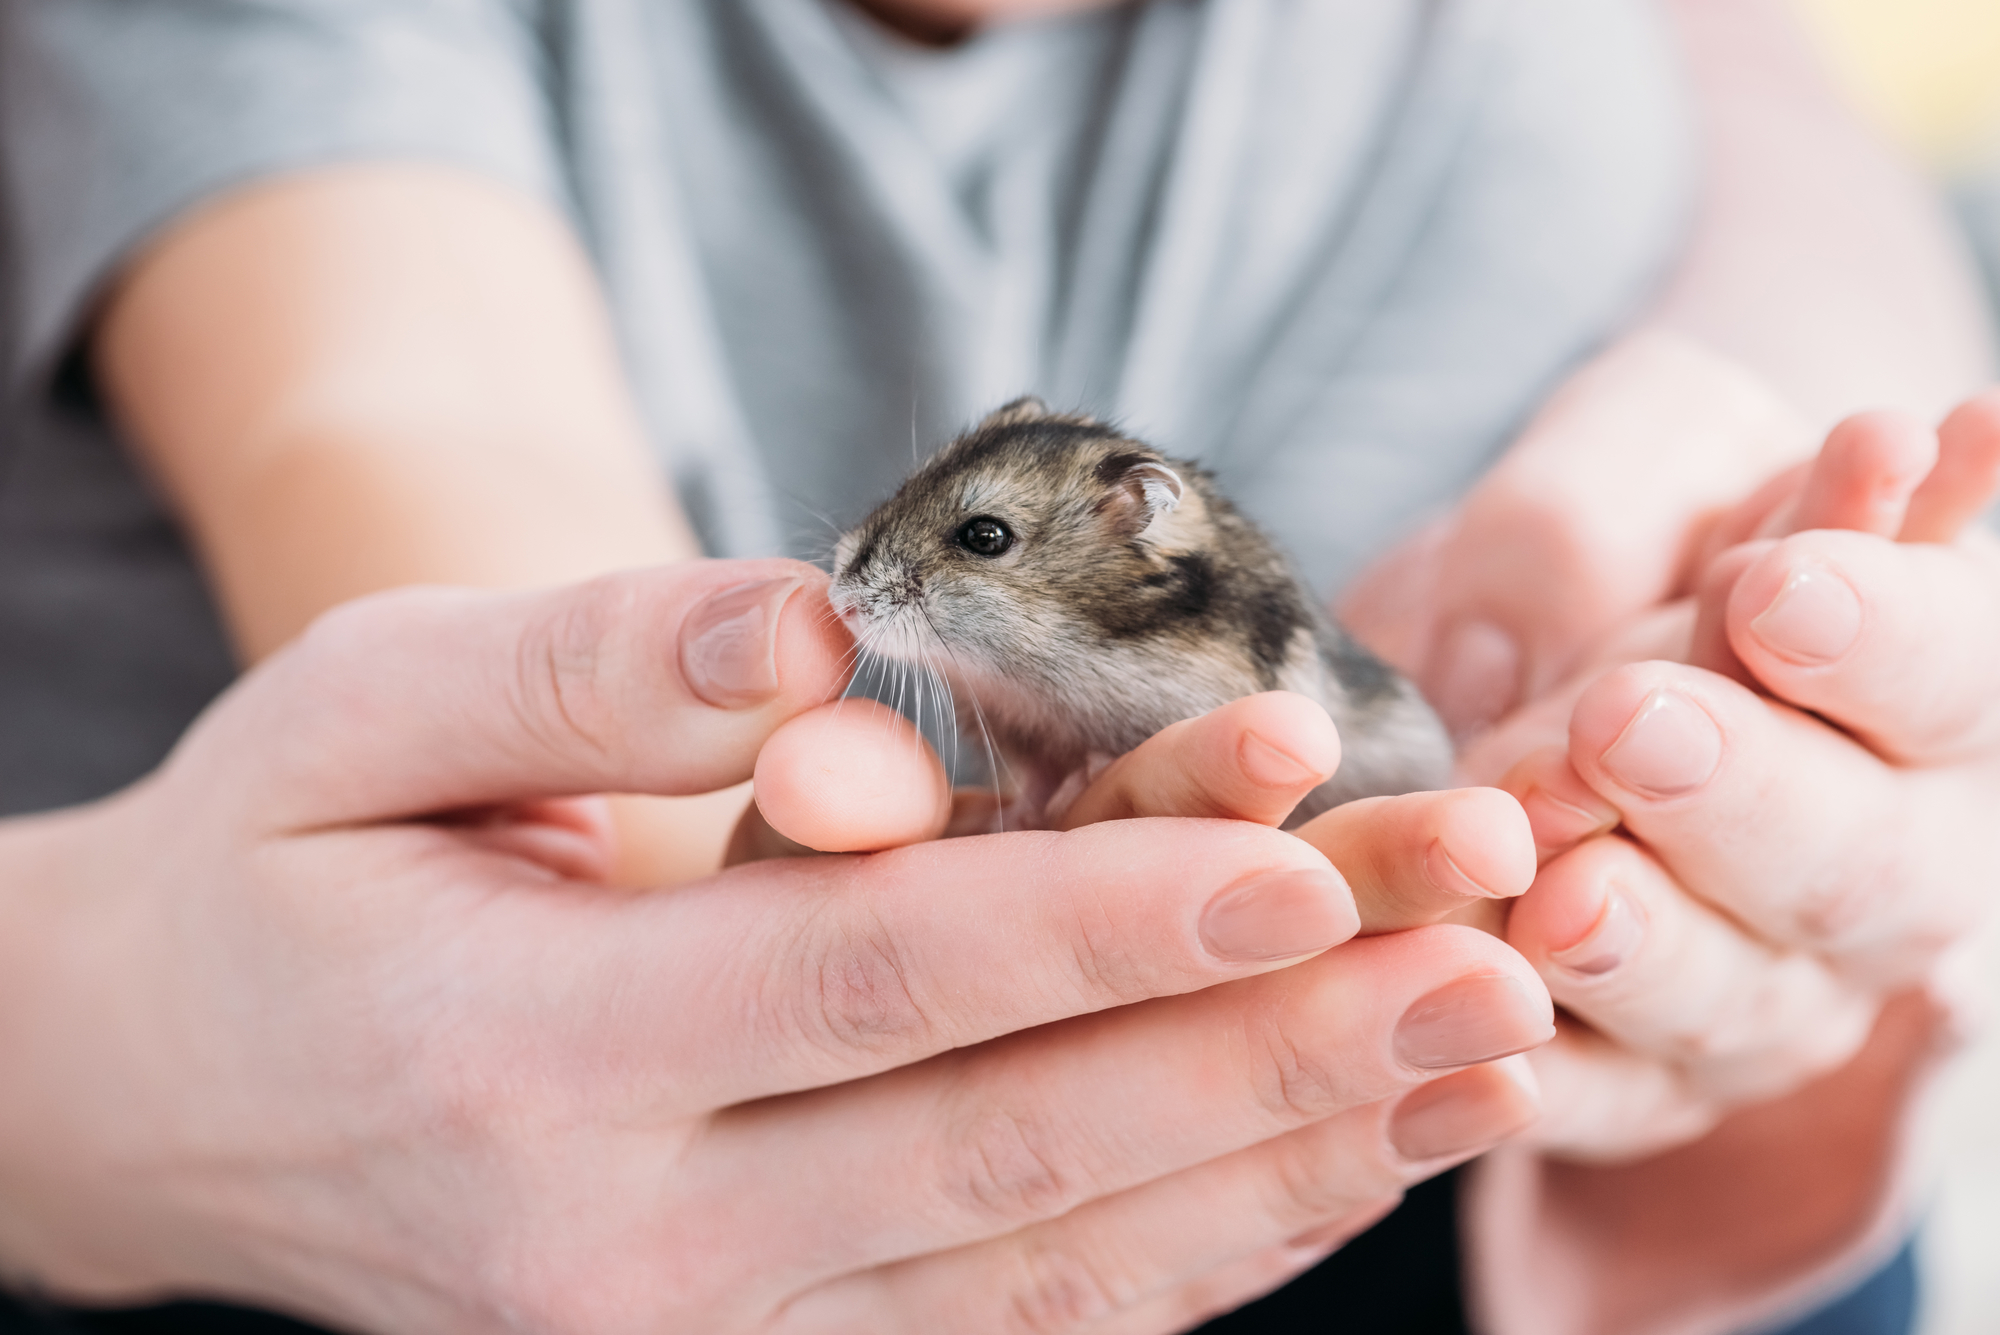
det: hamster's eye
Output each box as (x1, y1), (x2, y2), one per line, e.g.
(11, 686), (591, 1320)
(956, 517), (1014, 557)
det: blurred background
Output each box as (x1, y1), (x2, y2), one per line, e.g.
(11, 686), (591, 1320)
(1783, 3), (2000, 1331)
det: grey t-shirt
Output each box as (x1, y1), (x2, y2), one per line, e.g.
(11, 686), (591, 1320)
(0, 0), (1692, 814)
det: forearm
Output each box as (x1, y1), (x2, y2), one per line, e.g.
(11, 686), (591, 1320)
(1651, 0), (1997, 428)
(96, 164), (700, 664)
(95, 165), (720, 884)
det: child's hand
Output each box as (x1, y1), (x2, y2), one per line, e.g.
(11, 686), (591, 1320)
(1492, 394), (2000, 1159)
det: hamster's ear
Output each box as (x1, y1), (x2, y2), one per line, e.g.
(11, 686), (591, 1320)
(1096, 453), (1184, 540)
(984, 396), (1052, 427)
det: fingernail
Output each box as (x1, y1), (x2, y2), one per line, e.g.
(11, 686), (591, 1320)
(1549, 882), (1646, 978)
(1394, 973), (1551, 1070)
(678, 577), (803, 708)
(1200, 869), (1358, 962)
(1240, 732), (1322, 787)
(1598, 690), (1721, 797)
(1430, 620), (1522, 741)
(1504, 749), (1620, 862)
(1749, 563), (1862, 665)
(1519, 784), (1619, 861)
(1389, 1056), (1540, 1160)
(1424, 840), (1503, 899)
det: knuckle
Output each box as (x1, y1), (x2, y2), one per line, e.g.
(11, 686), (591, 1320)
(1261, 1124), (1394, 1225)
(940, 1103), (1081, 1228)
(1248, 1011), (1347, 1125)
(1061, 896), (1149, 1007)
(778, 902), (936, 1063)
(999, 1242), (1128, 1334)
(1789, 859), (1900, 952)
(289, 585), (456, 691)
(510, 576), (637, 768)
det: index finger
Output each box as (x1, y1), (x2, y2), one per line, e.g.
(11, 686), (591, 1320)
(438, 817), (1360, 1115)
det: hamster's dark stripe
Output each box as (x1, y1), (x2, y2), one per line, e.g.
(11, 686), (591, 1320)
(1243, 585), (1307, 686)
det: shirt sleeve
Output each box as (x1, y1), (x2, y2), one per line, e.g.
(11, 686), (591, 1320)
(0, 0), (567, 393)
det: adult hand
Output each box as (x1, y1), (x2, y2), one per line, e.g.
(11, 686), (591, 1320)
(0, 559), (1551, 1333)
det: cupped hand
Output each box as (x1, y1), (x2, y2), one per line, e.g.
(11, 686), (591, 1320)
(0, 558), (1553, 1334)
(1340, 330), (1814, 742)
(1454, 391), (2000, 1159)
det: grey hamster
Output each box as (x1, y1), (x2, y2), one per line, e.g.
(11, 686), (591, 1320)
(828, 398), (1453, 826)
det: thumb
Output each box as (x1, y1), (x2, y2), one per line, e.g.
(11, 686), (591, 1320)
(173, 559), (852, 831)
(1348, 331), (1809, 739)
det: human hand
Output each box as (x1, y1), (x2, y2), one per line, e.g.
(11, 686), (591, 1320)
(1357, 357), (2000, 1162)
(1344, 322), (2000, 1158)
(0, 559), (1552, 1333)
(1340, 329), (1814, 742)
(1485, 398), (2000, 1157)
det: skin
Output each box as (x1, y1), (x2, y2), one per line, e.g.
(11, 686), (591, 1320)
(5, 0), (1989, 1327)
(1444, 386), (2000, 1334)
(758, 690), (1536, 935)
(93, 163), (749, 887)
(0, 562), (1551, 1331)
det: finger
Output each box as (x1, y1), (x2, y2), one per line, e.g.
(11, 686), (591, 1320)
(1052, 692), (1339, 831)
(784, 1059), (1536, 1333)
(430, 817), (1360, 1117)
(1903, 390), (2000, 542)
(1724, 529), (2000, 764)
(754, 701), (953, 851)
(712, 927), (1551, 1281)
(1564, 662), (1980, 981)
(1523, 1026), (1719, 1162)
(1385, 332), (1808, 737)
(1492, 747), (1618, 865)
(1685, 539), (1769, 684)
(437, 795), (619, 882)
(1293, 788), (1536, 933)
(1685, 460), (1810, 575)
(1768, 409), (1936, 539)
(183, 559), (853, 829)
(1505, 835), (1875, 1106)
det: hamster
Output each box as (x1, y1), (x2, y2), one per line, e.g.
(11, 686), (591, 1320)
(828, 398), (1453, 827)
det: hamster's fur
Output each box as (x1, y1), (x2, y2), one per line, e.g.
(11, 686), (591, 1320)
(829, 399), (1452, 825)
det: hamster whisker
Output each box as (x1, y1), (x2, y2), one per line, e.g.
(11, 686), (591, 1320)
(891, 655), (911, 747)
(920, 649), (958, 779)
(823, 632), (873, 702)
(917, 603), (1007, 835)
(815, 600), (877, 706)
(831, 618), (895, 718)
